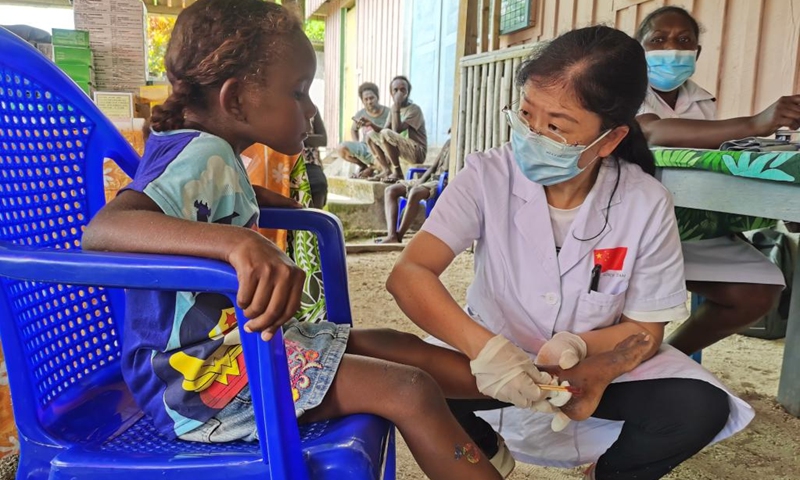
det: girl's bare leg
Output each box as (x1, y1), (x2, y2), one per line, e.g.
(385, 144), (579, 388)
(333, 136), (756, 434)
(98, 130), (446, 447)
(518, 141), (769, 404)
(302, 354), (502, 480)
(346, 329), (484, 398)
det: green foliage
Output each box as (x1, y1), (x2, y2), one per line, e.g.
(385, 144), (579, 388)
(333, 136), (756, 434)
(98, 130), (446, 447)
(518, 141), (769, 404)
(695, 151), (731, 174)
(304, 18), (325, 44)
(147, 15), (176, 79)
(653, 148), (701, 168)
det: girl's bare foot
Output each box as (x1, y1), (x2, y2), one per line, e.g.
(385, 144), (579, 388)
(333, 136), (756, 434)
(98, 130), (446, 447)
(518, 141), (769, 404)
(540, 333), (655, 421)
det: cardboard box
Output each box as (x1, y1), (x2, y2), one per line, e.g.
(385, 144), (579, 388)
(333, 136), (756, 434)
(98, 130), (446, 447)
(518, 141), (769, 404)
(54, 46), (93, 66)
(139, 84), (171, 103)
(59, 64), (95, 83)
(51, 28), (90, 48)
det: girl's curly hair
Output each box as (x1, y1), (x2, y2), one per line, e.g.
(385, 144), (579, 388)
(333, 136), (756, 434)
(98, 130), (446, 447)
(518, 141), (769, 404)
(149, 0), (303, 132)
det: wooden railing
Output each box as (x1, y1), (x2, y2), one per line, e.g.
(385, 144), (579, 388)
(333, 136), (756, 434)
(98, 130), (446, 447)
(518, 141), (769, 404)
(454, 43), (537, 170)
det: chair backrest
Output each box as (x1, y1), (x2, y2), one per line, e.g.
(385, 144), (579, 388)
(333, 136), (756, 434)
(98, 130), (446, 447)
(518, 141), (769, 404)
(0, 27), (140, 441)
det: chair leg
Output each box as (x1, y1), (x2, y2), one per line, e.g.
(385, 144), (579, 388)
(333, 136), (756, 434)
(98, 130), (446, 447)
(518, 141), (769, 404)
(690, 294), (704, 364)
(397, 198), (407, 231)
(382, 427), (396, 480)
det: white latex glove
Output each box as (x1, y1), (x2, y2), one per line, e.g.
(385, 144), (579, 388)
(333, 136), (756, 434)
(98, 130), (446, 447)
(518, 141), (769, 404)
(535, 332), (588, 369)
(531, 376), (574, 432)
(470, 335), (552, 409)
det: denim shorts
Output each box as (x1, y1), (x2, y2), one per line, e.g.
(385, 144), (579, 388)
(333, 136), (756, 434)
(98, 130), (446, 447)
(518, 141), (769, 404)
(178, 319), (350, 443)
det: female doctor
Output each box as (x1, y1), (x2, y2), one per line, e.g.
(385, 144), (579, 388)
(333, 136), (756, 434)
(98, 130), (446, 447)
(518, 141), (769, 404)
(386, 26), (753, 480)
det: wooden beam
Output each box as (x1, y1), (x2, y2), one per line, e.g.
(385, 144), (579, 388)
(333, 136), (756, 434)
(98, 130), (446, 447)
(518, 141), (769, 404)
(489, 0), (501, 51)
(449, 0), (479, 175)
(145, 4), (184, 15)
(477, 0), (491, 53)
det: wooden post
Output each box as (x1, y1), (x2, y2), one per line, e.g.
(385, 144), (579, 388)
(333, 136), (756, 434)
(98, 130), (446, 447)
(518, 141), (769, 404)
(500, 58), (513, 144)
(459, 66), (471, 171)
(485, 61), (495, 151)
(449, 0), (479, 175)
(471, 65), (481, 153)
(465, 66), (474, 156)
(477, 0), (491, 53)
(778, 252), (800, 416)
(477, 66), (488, 152)
(492, 61), (503, 147)
(489, 0), (502, 51)
(511, 57), (522, 107)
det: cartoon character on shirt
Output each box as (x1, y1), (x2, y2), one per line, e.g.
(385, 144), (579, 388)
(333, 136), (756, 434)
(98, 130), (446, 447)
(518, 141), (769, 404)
(153, 292), (248, 417)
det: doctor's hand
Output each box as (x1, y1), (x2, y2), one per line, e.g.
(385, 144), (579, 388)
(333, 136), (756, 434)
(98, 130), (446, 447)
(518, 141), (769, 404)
(535, 332), (588, 369)
(470, 335), (552, 409)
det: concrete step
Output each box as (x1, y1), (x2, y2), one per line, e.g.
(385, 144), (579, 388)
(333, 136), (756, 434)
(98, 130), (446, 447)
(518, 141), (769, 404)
(325, 177), (425, 237)
(327, 176), (386, 203)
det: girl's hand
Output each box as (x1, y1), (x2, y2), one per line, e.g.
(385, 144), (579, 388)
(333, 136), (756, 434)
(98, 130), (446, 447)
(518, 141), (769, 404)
(254, 186), (303, 209)
(227, 233), (306, 340)
(535, 332), (588, 369)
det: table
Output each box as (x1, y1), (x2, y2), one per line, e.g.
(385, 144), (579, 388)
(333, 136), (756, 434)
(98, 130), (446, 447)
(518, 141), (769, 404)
(653, 148), (800, 416)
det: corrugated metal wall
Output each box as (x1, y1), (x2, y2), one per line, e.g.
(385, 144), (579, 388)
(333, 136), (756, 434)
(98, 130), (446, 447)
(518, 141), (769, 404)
(318, 0), (407, 146)
(499, 0), (800, 120)
(321, 1), (343, 147)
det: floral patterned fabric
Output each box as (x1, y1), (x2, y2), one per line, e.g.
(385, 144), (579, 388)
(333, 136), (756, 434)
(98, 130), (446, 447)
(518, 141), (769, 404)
(0, 352), (16, 458)
(652, 149), (800, 240)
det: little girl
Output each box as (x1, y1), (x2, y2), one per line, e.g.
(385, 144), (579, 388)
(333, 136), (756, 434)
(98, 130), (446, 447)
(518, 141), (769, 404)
(81, 1), (553, 478)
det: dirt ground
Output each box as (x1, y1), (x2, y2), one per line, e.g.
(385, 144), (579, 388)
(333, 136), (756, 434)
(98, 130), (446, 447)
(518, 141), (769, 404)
(347, 251), (800, 480)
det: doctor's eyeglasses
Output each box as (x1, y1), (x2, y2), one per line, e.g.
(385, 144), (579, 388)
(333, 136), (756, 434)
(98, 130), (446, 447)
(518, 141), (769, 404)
(502, 101), (576, 149)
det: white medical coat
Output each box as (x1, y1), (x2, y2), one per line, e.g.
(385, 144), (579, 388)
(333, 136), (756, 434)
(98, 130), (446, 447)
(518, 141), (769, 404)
(421, 144), (754, 467)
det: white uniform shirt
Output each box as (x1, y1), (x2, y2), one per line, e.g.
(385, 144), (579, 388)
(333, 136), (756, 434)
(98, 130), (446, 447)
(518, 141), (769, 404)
(421, 145), (753, 466)
(638, 79), (716, 120)
(638, 80), (786, 285)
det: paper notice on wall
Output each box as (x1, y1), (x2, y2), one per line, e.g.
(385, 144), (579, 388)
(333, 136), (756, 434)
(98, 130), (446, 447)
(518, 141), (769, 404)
(94, 91), (134, 121)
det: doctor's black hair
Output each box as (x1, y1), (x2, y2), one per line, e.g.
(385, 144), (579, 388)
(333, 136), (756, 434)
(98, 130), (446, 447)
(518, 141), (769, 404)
(635, 6), (701, 42)
(515, 25), (655, 176)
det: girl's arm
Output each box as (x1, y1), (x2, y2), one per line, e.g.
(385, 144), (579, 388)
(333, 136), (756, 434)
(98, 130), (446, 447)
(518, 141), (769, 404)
(386, 231), (494, 359)
(253, 185), (302, 209)
(638, 94), (800, 149)
(83, 190), (305, 340)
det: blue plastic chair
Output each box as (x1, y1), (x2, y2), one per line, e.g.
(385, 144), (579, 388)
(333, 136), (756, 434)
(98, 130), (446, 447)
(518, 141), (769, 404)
(0, 27), (395, 480)
(396, 167), (448, 230)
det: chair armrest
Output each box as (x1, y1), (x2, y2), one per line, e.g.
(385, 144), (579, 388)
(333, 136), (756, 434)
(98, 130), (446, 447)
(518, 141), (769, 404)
(0, 244), (239, 293)
(258, 208), (352, 325)
(406, 167), (427, 180)
(437, 171), (449, 193)
(0, 244), (308, 479)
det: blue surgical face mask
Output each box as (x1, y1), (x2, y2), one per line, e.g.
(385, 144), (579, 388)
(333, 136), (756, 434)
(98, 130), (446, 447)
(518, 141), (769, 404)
(505, 108), (609, 186)
(645, 50), (697, 92)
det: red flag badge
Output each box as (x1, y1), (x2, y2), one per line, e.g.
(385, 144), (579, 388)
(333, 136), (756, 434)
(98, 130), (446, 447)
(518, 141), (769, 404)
(593, 247), (627, 272)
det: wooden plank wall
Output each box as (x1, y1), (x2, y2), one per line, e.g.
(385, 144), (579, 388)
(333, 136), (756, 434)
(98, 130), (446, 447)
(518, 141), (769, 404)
(317, 0), (407, 146)
(493, 0), (800, 120)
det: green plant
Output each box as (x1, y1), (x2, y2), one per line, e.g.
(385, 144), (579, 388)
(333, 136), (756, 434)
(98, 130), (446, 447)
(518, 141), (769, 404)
(304, 18), (325, 44)
(147, 15), (176, 79)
